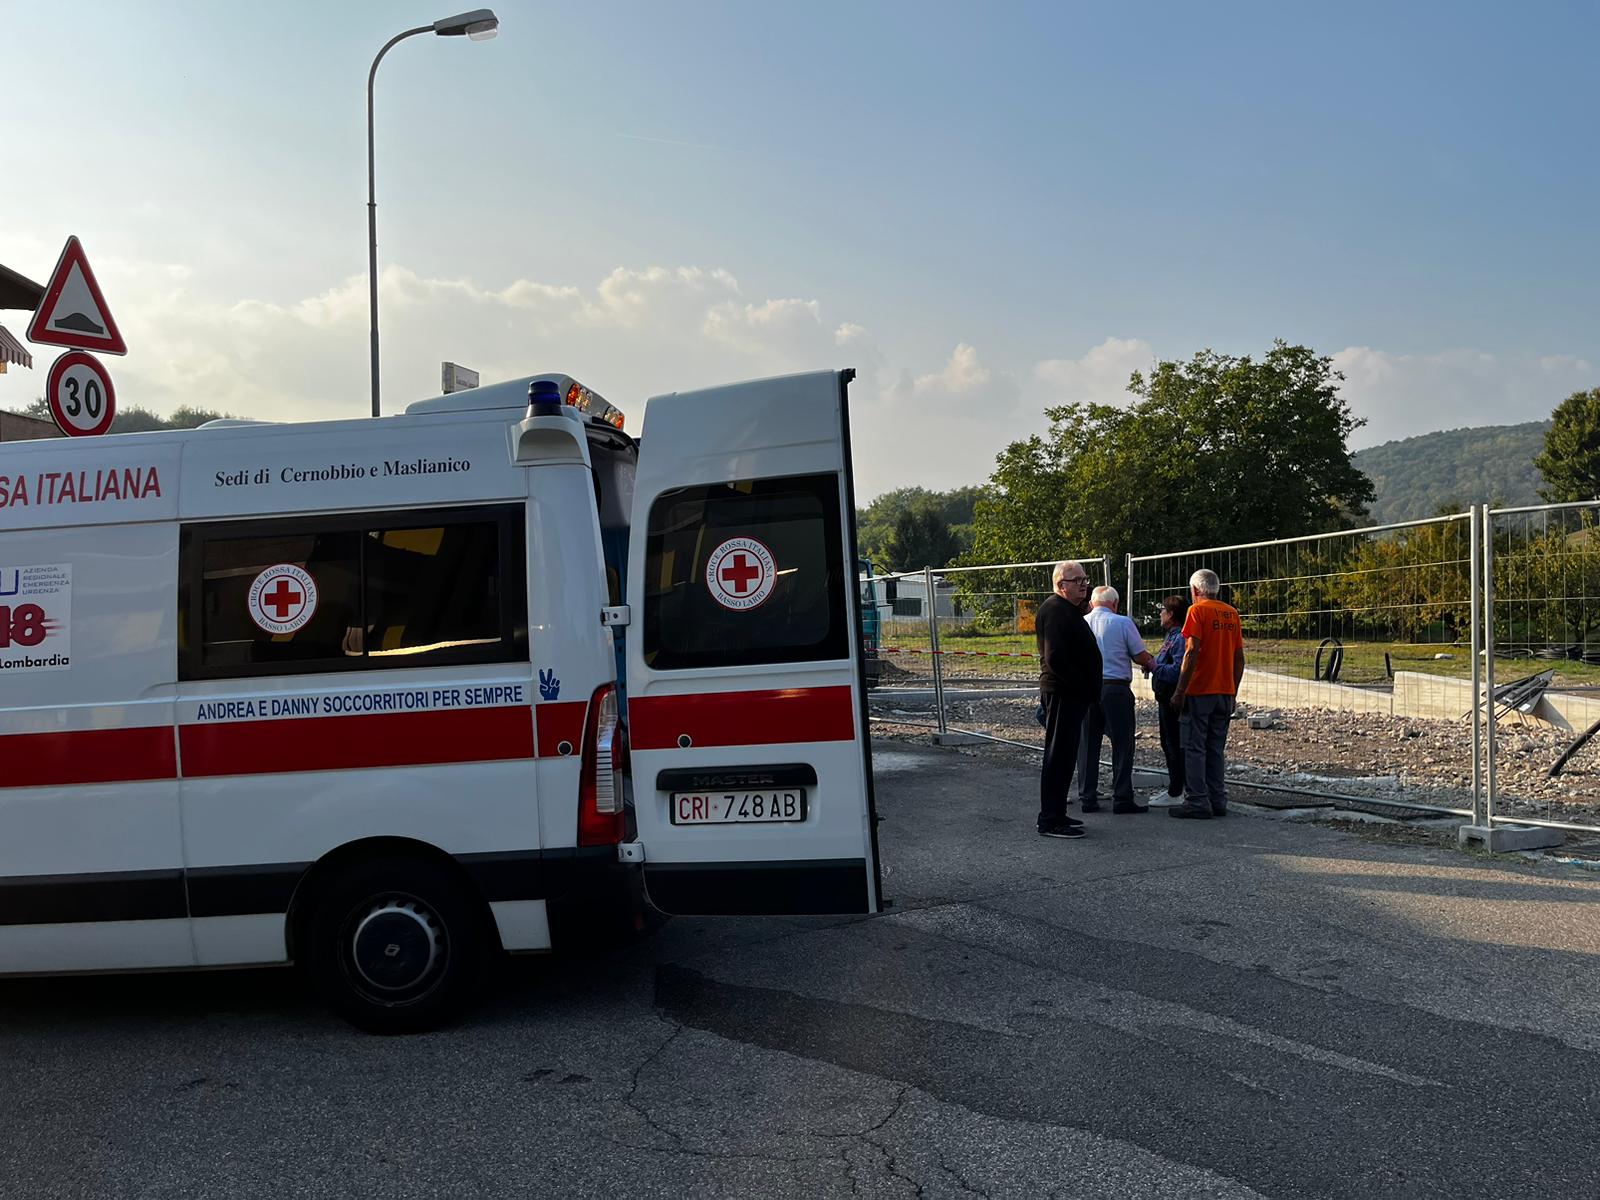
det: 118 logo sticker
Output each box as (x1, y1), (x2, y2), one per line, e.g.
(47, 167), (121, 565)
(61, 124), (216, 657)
(0, 563), (71, 672)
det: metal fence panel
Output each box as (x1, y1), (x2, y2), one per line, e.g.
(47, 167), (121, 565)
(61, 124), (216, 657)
(866, 558), (1109, 746)
(869, 506), (1600, 836)
(1484, 503), (1600, 833)
(1123, 516), (1477, 816)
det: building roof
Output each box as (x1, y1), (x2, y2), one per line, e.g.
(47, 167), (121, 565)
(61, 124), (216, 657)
(0, 325), (30, 370)
(0, 262), (45, 312)
(0, 410), (63, 441)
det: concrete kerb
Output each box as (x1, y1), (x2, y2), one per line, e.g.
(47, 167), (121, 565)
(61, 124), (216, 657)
(878, 724), (1504, 841)
(930, 731), (987, 746)
(1459, 824), (1567, 853)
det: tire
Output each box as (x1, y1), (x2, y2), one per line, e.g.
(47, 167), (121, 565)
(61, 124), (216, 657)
(306, 855), (490, 1034)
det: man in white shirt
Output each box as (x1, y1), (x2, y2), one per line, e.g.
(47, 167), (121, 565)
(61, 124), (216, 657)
(1077, 585), (1156, 814)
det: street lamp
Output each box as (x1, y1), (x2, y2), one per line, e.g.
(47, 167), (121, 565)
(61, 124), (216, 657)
(366, 9), (499, 417)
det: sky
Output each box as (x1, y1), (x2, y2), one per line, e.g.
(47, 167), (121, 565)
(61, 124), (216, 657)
(1, 0), (1595, 499)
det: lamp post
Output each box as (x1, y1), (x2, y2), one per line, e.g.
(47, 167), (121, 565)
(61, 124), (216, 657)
(367, 9), (499, 417)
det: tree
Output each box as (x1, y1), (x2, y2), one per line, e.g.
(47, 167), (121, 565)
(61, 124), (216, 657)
(1338, 513), (1475, 643)
(1534, 388), (1600, 502)
(968, 341), (1374, 575)
(885, 506), (959, 572)
(112, 405), (235, 433)
(8, 398), (236, 433)
(857, 486), (981, 566)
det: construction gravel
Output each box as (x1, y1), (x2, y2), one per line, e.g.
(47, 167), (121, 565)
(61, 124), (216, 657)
(871, 690), (1600, 825)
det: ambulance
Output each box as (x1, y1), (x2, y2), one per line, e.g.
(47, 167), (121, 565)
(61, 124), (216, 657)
(0, 369), (884, 1032)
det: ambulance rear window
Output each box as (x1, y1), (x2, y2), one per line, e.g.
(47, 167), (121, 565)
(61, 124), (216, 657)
(179, 503), (526, 680)
(642, 473), (848, 671)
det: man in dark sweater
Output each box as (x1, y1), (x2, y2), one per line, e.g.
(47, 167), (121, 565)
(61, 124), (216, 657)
(1035, 561), (1102, 838)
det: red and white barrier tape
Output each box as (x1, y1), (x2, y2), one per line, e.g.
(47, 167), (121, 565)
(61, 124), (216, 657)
(881, 646), (1039, 658)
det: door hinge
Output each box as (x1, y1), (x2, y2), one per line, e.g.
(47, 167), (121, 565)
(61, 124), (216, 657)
(617, 841), (646, 864)
(601, 605), (631, 628)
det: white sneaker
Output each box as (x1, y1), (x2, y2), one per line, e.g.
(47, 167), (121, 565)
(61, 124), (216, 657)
(1147, 791), (1182, 807)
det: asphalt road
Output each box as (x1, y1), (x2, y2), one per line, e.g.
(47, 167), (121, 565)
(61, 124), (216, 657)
(4, 738), (1600, 1198)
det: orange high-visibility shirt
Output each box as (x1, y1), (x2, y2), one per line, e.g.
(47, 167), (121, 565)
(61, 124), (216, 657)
(1181, 598), (1243, 696)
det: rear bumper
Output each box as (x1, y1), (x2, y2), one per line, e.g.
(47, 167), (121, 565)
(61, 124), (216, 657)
(460, 844), (644, 949)
(542, 846), (647, 949)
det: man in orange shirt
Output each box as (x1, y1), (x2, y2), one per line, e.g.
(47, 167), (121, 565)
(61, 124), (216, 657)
(1168, 568), (1245, 820)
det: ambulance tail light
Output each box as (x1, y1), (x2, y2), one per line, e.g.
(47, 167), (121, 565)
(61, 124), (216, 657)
(578, 683), (626, 846)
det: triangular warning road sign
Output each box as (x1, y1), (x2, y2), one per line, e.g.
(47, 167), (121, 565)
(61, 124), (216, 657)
(26, 236), (127, 356)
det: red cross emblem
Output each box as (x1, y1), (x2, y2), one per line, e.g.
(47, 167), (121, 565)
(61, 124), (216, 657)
(705, 537), (776, 611)
(718, 552), (762, 595)
(248, 564), (319, 633)
(262, 578), (303, 619)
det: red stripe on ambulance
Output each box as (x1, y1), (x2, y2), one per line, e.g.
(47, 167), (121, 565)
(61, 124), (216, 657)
(629, 686), (855, 751)
(1, 725), (177, 789)
(180, 704), (534, 778)
(534, 700), (588, 758)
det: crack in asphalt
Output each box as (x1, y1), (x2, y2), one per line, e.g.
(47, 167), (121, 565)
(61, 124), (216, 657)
(613, 1022), (933, 1188)
(860, 1133), (924, 1199)
(937, 1149), (990, 1198)
(620, 1020), (688, 1149)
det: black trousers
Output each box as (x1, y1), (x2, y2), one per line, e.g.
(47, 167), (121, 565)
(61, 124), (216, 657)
(1039, 690), (1090, 827)
(1152, 681), (1185, 797)
(1076, 680), (1136, 804)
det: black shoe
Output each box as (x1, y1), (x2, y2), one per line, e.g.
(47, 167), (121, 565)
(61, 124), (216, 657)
(1079, 800), (1103, 813)
(1039, 814), (1085, 831)
(1038, 820), (1087, 839)
(1112, 800), (1149, 814)
(1211, 808), (1228, 818)
(1169, 805), (1213, 820)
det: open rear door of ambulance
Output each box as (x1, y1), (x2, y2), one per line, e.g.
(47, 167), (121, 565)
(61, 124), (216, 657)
(624, 369), (883, 915)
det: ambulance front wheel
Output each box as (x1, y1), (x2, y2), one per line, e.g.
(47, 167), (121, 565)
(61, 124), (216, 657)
(307, 856), (490, 1035)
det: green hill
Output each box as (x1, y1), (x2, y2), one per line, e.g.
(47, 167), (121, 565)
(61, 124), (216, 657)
(1354, 421), (1549, 523)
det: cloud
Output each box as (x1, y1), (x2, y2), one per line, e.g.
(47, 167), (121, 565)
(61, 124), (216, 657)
(846, 342), (1026, 491)
(0, 251), (985, 496)
(884, 342), (1017, 409)
(916, 343), (989, 395)
(0, 259), (884, 428)
(1033, 336), (1153, 406)
(1331, 347), (1596, 446)
(703, 297), (823, 354)
(17, 245), (1581, 501)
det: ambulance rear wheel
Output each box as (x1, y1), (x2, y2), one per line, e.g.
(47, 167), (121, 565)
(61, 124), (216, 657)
(307, 856), (489, 1034)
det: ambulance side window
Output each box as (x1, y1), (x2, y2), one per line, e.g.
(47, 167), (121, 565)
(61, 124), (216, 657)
(195, 531), (363, 669)
(365, 522), (503, 660)
(642, 473), (848, 671)
(180, 504), (527, 680)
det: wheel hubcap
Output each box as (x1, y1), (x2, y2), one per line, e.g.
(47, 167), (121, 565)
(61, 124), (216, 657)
(349, 898), (443, 994)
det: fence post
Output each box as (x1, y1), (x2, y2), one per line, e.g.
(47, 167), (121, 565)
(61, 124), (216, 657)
(1469, 504), (1483, 825)
(1482, 508), (1497, 824)
(925, 565), (947, 735)
(1125, 553), (1135, 615)
(1102, 555), (1112, 594)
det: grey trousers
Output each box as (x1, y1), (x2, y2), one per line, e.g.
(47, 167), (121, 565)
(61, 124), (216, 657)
(1180, 693), (1233, 812)
(1076, 680), (1135, 803)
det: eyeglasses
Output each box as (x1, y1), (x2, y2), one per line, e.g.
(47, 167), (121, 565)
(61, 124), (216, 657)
(1058, 576), (1088, 586)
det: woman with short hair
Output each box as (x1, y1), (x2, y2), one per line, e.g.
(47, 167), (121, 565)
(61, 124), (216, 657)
(1148, 594), (1188, 805)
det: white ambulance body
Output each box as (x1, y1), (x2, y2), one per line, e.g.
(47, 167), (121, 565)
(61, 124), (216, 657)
(0, 369), (883, 1031)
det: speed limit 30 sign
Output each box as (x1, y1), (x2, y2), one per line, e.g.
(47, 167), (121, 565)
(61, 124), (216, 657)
(46, 350), (116, 437)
